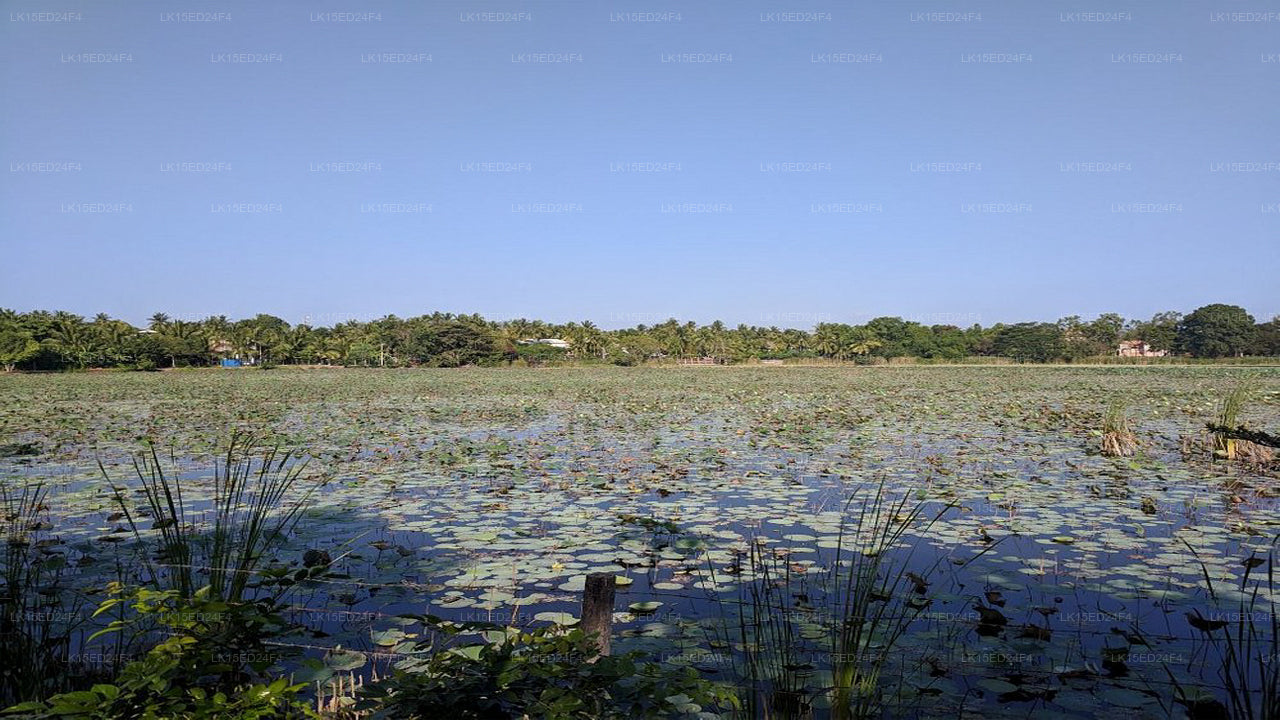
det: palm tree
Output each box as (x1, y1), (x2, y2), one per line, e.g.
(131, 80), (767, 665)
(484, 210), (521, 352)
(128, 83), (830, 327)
(813, 323), (846, 358)
(45, 313), (93, 368)
(158, 320), (207, 367)
(148, 312), (171, 333)
(845, 327), (883, 357)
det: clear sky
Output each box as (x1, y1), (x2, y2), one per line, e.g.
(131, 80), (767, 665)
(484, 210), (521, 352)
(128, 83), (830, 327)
(2, 0), (1277, 329)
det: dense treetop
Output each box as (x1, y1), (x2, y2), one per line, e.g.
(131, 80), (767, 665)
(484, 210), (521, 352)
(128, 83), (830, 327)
(0, 305), (1275, 371)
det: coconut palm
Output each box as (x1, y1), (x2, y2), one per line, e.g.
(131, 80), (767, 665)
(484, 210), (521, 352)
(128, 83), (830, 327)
(43, 313), (94, 368)
(147, 312), (171, 333)
(845, 327), (883, 357)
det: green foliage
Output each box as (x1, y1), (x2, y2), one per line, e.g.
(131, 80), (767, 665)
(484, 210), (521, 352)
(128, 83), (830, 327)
(6, 585), (310, 720)
(1125, 311), (1181, 352)
(515, 342), (569, 367)
(1174, 540), (1279, 720)
(402, 318), (503, 367)
(0, 329), (40, 372)
(1, 305), (1277, 372)
(1253, 317), (1280, 356)
(991, 322), (1065, 362)
(1179, 304), (1257, 358)
(812, 323), (884, 360)
(355, 617), (737, 719)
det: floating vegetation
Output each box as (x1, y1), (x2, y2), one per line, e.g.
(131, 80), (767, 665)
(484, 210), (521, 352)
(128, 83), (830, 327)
(1176, 539), (1279, 720)
(0, 366), (1276, 718)
(0, 442), (38, 458)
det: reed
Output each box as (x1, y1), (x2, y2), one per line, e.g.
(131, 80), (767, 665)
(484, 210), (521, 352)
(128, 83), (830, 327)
(719, 481), (951, 719)
(1175, 538), (1278, 720)
(1101, 401), (1138, 457)
(1212, 385), (1275, 464)
(0, 482), (80, 705)
(106, 433), (325, 602)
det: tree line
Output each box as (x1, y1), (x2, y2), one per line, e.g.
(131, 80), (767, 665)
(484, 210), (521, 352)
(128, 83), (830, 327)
(0, 304), (1275, 371)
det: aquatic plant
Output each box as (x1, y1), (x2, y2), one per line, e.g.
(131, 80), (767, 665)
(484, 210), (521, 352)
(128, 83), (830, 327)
(1101, 402), (1139, 457)
(0, 482), (80, 706)
(1215, 385), (1248, 460)
(722, 481), (952, 720)
(354, 616), (737, 719)
(106, 433), (326, 602)
(1175, 538), (1279, 720)
(1211, 385), (1276, 465)
(1, 365), (1278, 719)
(7, 583), (312, 719)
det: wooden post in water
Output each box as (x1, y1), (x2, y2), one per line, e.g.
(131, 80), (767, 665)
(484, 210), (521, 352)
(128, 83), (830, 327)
(580, 573), (615, 657)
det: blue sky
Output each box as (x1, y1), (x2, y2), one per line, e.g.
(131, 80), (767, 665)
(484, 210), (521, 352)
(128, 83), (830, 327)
(2, 0), (1277, 329)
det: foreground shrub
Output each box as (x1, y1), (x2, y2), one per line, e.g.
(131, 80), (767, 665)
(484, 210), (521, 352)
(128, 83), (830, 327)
(5, 585), (310, 719)
(355, 617), (737, 720)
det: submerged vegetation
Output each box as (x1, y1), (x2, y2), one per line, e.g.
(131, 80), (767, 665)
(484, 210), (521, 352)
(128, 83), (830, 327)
(0, 366), (1276, 718)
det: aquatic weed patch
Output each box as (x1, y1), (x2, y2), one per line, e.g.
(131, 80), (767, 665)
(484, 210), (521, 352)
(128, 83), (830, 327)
(1, 366), (1278, 717)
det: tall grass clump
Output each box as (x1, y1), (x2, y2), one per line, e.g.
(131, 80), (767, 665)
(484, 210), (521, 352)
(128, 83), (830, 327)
(1101, 401), (1139, 457)
(0, 483), (80, 706)
(106, 433), (325, 602)
(721, 481), (951, 720)
(3, 437), (331, 719)
(1212, 385), (1275, 464)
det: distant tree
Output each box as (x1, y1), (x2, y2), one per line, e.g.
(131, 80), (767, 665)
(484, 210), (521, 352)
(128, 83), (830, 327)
(1126, 311), (1181, 352)
(845, 327), (883, 357)
(148, 312), (171, 332)
(1084, 313), (1125, 347)
(402, 318), (501, 367)
(517, 342), (570, 367)
(1178, 304), (1256, 357)
(1, 304), (1272, 369)
(1250, 317), (1280, 356)
(929, 325), (970, 360)
(0, 328), (40, 371)
(992, 323), (1065, 362)
(864, 317), (912, 357)
(344, 339), (380, 366)
(966, 323), (998, 356)
(43, 313), (95, 368)
(1057, 316), (1095, 359)
(812, 323), (847, 358)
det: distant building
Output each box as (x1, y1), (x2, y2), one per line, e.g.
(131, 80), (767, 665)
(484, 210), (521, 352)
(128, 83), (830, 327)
(1118, 340), (1168, 357)
(519, 338), (570, 349)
